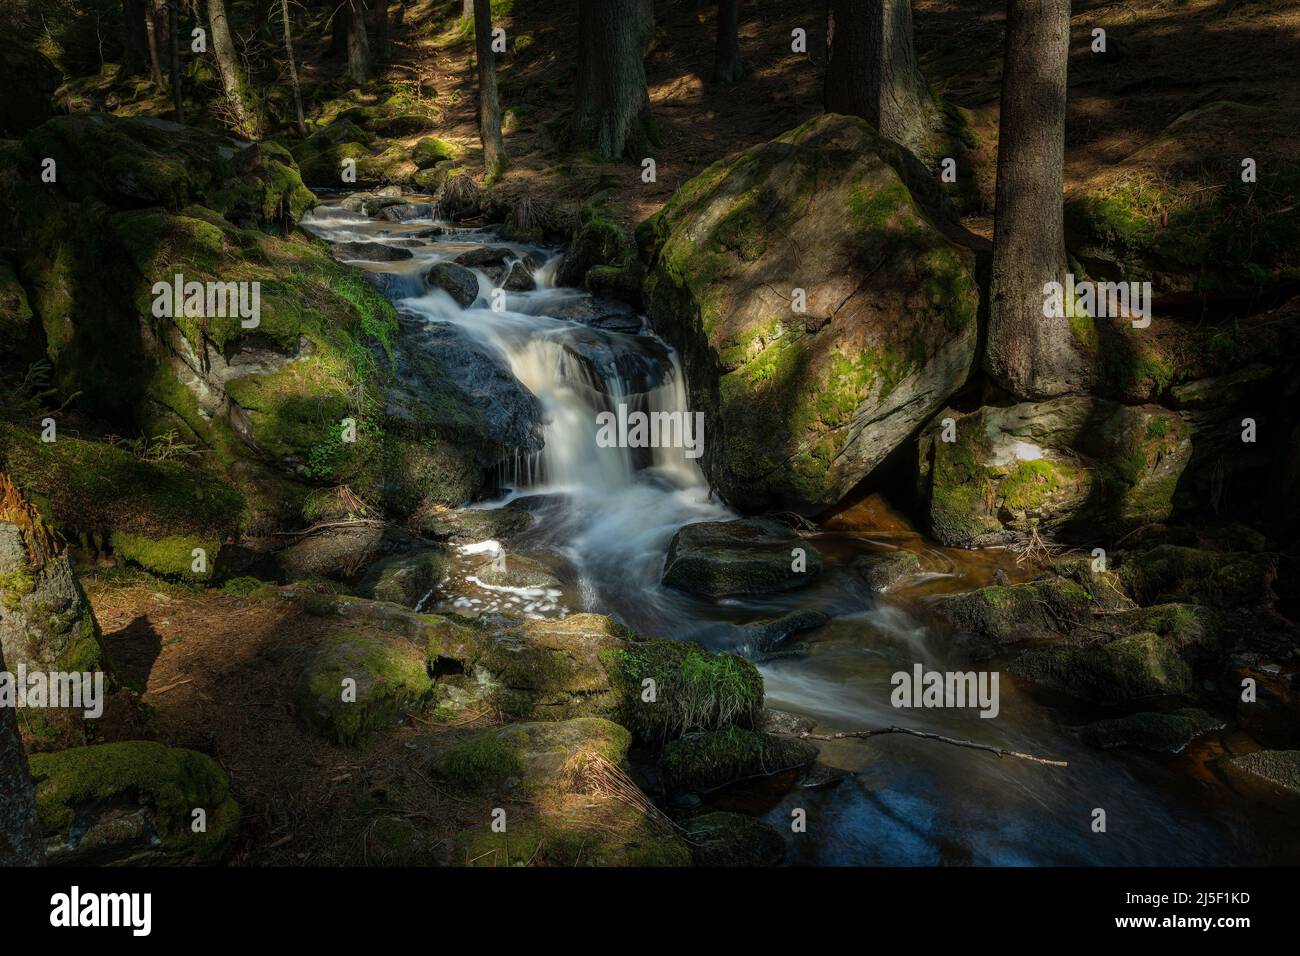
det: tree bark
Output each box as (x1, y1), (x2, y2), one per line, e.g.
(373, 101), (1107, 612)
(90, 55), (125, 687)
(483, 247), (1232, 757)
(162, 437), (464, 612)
(0, 638), (44, 866)
(372, 0), (389, 63)
(281, 0), (307, 136)
(473, 0), (506, 179)
(570, 0), (655, 160)
(144, 0), (166, 88)
(167, 0), (184, 122)
(346, 0), (371, 84)
(207, 0), (256, 137)
(984, 0), (1087, 399)
(462, 0), (474, 20)
(121, 0), (150, 75)
(825, 0), (939, 158)
(712, 0), (744, 83)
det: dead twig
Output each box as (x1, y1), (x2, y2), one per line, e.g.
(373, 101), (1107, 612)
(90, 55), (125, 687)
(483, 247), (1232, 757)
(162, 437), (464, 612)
(777, 726), (1068, 768)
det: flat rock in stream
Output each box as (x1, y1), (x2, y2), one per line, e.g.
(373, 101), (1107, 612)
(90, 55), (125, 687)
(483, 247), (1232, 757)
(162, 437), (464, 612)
(743, 609), (830, 654)
(376, 202), (434, 222)
(660, 727), (818, 795)
(411, 505), (533, 544)
(454, 245), (513, 268)
(330, 240), (413, 262)
(1080, 708), (1225, 753)
(548, 295), (644, 334)
(853, 549), (922, 592)
(1225, 750), (1300, 797)
(662, 518), (823, 597)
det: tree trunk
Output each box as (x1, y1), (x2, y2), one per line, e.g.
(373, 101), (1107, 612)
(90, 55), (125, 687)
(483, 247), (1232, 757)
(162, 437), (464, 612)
(121, 0), (150, 75)
(825, 0), (939, 158)
(281, 0), (307, 136)
(984, 0), (1086, 399)
(713, 0), (744, 83)
(206, 0), (256, 137)
(570, 0), (655, 160)
(346, 0), (371, 84)
(144, 0), (166, 88)
(372, 0), (389, 63)
(0, 638), (44, 866)
(462, 0), (474, 20)
(168, 0), (184, 122)
(474, 0), (506, 180)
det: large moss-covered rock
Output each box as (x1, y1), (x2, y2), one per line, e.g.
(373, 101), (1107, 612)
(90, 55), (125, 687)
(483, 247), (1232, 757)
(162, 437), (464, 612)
(0, 425), (242, 581)
(1066, 102), (1300, 304)
(933, 579), (1093, 653)
(661, 727), (817, 795)
(29, 741), (240, 864)
(662, 518), (822, 597)
(640, 114), (980, 512)
(602, 639), (764, 745)
(1116, 545), (1275, 608)
(436, 717), (631, 793)
(1080, 708), (1224, 753)
(294, 633), (433, 746)
(916, 397), (1191, 547)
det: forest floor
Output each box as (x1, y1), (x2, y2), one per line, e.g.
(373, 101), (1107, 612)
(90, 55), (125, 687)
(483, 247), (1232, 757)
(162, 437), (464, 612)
(327, 0), (1300, 238)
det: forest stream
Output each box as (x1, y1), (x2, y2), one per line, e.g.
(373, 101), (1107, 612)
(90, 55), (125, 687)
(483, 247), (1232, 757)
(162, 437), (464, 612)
(301, 193), (1299, 867)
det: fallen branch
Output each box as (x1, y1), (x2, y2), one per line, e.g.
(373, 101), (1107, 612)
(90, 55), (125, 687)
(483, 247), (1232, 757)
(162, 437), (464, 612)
(269, 518), (385, 537)
(779, 726), (1068, 768)
(149, 676), (193, 696)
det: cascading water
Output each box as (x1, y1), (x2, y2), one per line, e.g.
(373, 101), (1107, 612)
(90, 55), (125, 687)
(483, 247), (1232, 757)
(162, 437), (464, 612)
(300, 196), (1297, 867)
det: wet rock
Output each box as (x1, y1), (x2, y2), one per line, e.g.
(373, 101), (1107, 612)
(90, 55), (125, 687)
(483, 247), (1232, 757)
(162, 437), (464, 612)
(916, 397), (1192, 548)
(410, 505), (533, 544)
(425, 261), (479, 307)
(454, 246), (513, 269)
(294, 633), (433, 746)
(560, 324), (673, 392)
(361, 270), (426, 302)
(330, 240), (413, 261)
(660, 727), (818, 794)
(548, 294), (644, 334)
(641, 114), (980, 513)
(743, 609), (829, 654)
(360, 195), (406, 217)
(1080, 708), (1225, 753)
(761, 708), (817, 737)
(662, 518), (823, 597)
(29, 741), (239, 864)
(376, 202), (434, 222)
(801, 762), (852, 790)
(853, 549), (921, 591)
(681, 812), (785, 866)
(470, 553), (562, 590)
(1225, 750), (1300, 797)
(932, 578), (1093, 653)
(357, 548), (449, 608)
(502, 260), (536, 291)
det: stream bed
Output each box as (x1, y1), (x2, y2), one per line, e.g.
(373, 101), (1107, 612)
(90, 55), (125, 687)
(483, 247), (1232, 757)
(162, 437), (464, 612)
(302, 194), (1299, 866)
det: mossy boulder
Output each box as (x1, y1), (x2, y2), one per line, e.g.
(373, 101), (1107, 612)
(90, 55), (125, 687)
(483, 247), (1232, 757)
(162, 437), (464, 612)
(436, 717), (632, 793)
(1116, 545), (1275, 608)
(411, 137), (459, 169)
(453, 801), (690, 867)
(661, 727), (817, 795)
(557, 203), (634, 289)
(0, 424), (242, 581)
(1225, 750), (1300, 798)
(933, 579), (1093, 652)
(1009, 604), (1220, 703)
(681, 811), (786, 866)
(29, 741), (240, 864)
(602, 639), (764, 745)
(640, 114), (980, 512)
(917, 397), (1191, 547)
(662, 518), (822, 597)
(358, 547), (449, 608)
(294, 633), (433, 746)
(852, 549), (922, 592)
(1065, 102), (1300, 304)
(409, 505), (532, 544)
(1080, 708), (1224, 753)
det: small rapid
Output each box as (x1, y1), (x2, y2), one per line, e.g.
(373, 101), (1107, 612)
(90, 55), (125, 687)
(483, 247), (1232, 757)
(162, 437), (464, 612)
(301, 195), (1297, 866)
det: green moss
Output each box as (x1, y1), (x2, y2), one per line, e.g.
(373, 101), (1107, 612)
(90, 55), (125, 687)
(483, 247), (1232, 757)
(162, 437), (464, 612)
(1117, 546), (1274, 608)
(219, 575), (264, 596)
(602, 639), (763, 745)
(999, 459), (1062, 511)
(454, 802), (689, 867)
(29, 741), (240, 862)
(109, 532), (221, 582)
(661, 726), (816, 793)
(442, 734), (524, 790)
(411, 136), (459, 169)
